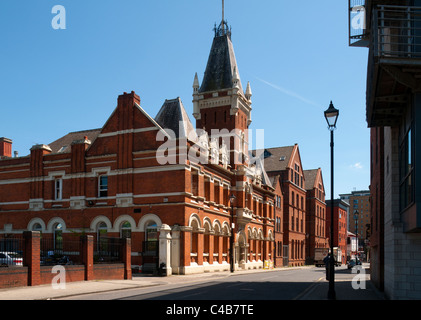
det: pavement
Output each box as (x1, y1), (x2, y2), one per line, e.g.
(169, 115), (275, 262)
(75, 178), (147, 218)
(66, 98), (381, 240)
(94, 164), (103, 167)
(296, 263), (386, 300)
(0, 263), (385, 301)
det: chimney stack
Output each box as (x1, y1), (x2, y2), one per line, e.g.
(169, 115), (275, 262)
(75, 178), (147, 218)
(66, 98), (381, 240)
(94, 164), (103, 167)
(0, 137), (12, 158)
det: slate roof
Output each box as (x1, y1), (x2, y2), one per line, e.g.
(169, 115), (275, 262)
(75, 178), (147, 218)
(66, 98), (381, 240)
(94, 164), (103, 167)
(252, 146), (295, 173)
(268, 175), (279, 189)
(251, 156), (273, 188)
(154, 97), (196, 140)
(303, 169), (319, 190)
(48, 128), (101, 153)
(199, 34), (243, 93)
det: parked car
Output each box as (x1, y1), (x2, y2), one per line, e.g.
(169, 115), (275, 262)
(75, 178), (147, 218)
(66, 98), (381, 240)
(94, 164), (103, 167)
(347, 259), (362, 269)
(0, 252), (23, 267)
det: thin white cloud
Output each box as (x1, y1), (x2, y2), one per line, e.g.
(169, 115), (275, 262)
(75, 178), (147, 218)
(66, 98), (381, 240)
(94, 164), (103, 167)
(256, 77), (321, 108)
(350, 162), (363, 170)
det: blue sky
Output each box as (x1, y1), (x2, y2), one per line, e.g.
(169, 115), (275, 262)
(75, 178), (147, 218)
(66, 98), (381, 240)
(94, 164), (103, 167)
(0, 1), (369, 198)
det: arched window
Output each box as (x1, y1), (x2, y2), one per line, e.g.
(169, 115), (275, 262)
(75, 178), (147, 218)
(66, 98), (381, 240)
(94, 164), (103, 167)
(97, 222), (107, 239)
(97, 222), (108, 253)
(145, 222), (158, 242)
(204, 232), (210, 262)
(121, 221), (131, 239)
(213, 224), (221, 262)
(54, 223), (63, 251)
(190, 220), (199, 255)
(32, 223), (42, 232)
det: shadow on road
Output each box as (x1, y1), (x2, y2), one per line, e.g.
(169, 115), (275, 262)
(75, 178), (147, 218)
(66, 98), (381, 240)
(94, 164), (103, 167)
(120, 280), (317, 300)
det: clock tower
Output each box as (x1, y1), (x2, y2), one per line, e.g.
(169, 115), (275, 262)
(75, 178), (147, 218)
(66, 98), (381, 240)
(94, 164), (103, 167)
(192, 20), (253, 168)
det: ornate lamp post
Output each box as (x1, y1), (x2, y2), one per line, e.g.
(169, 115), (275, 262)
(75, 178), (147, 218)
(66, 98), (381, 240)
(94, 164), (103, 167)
(324, 101), (339, 300)
(229, 194), (236, 273)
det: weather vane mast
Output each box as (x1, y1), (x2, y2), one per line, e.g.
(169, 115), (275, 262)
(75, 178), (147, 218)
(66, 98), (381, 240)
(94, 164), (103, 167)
(214, 0), (231, 38)
(222, 0), (225, 32)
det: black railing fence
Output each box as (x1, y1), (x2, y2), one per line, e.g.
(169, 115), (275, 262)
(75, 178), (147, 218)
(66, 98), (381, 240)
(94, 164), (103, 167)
(0, 235), (24, 267)
(40, 237), (83, 265)
(94, 237), (124, 264)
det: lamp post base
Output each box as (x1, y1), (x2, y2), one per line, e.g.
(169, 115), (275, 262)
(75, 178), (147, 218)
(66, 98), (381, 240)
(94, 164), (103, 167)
(327, 289), (336, 300)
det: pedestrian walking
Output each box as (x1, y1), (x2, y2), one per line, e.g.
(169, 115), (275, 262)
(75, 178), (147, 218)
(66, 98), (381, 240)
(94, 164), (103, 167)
(323, 253), (330, 280)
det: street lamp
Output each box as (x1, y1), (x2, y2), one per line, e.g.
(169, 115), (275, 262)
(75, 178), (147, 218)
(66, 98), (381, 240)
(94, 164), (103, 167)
(354, 210), (359, 262)
(324, 101), (339, 300)
(229, 194), (236, 273)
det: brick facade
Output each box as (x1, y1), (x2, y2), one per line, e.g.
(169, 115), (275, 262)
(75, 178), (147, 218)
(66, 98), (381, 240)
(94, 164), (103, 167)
(304, 168), (328, 264)
(0, 232), (131, 289)
(0, 21), (330, 276)
(326, 200), (349, 265)
(0, 28), (277, 274)
(262, 145), (312, 266)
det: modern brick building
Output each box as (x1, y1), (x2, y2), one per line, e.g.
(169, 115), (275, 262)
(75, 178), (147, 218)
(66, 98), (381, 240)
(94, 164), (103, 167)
(349, 0), (421, 299)
(369, 127), (384, 291)
(339, 190), (371, 244)
(0, 20), (276, 275)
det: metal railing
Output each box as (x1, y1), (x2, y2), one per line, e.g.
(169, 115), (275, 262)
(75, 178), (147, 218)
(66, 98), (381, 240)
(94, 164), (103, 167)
(40, 237), (83, 265)
(374, 5), (421, 58)
(94, 237), (123, 264)
(0, 235), (24, 267)
(141, 241), (159, 274)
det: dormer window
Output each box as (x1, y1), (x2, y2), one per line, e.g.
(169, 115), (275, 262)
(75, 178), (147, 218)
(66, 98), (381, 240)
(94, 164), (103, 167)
(58, 146), (67, 153)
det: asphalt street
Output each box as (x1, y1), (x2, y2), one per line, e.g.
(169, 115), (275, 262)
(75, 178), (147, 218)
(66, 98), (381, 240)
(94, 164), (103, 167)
(56, 264), (376, 301)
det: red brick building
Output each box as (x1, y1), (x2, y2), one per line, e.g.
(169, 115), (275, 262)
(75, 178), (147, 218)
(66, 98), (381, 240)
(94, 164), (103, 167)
(304, 168), (328, 264)
(0, 21), (276, 275)
(261, 145), (307, 266)
(326, 199), (349, 265)
(269, 175), (284, 267)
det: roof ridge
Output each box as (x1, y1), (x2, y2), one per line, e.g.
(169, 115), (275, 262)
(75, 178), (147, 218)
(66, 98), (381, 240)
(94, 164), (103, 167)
(67, 128), (102, 134)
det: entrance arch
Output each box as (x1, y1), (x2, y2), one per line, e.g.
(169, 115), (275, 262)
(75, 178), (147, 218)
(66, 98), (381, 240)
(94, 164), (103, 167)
(236, 231), (247, 269)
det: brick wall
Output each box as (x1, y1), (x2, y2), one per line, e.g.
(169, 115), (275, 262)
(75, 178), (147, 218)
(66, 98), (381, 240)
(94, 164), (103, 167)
(383, 127), (421, 299)
(0, 232), (131, 290)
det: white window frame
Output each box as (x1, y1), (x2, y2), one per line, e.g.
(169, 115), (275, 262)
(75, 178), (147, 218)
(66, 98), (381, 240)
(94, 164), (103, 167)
(55, 178), (63, 200)
(98, 175), (108, 198)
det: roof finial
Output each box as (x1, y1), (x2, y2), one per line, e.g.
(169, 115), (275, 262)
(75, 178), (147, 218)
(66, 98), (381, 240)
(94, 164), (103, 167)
(222, 0), (225, 33)
(213, 0), (231, 38)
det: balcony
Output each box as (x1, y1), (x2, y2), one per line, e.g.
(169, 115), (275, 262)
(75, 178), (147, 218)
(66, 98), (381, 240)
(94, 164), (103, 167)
(373, 5), (421, 58)
(366, 5), (421, 127)
(349, 0), (369, 47)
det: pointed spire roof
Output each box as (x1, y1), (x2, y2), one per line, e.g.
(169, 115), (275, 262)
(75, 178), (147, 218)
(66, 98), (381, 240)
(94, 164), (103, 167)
(193, 72), (200, 89)
(199, 31), (243, 94)
(155, 97), (196, 140)
(245, 81), (252, 100)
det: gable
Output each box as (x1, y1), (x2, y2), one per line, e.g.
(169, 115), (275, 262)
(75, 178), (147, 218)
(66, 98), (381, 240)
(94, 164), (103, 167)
(289, 144), (304, 173)
(87, 92), (168, 156)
